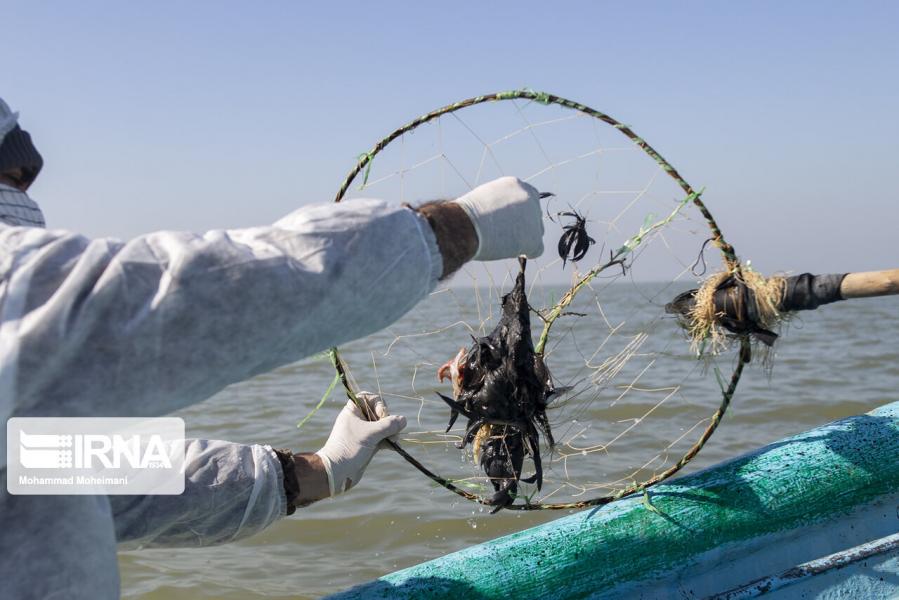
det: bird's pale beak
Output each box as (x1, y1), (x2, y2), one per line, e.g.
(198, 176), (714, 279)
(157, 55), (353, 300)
(437, 347), (467, 398)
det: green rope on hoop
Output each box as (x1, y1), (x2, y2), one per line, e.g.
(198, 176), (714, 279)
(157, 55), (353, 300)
(495, 90), (520, 101)
(357, 152), (375, 189)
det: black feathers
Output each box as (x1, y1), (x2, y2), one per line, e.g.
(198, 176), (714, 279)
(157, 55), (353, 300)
(557, 210), (595, 267)
(438, 258), (556, 512)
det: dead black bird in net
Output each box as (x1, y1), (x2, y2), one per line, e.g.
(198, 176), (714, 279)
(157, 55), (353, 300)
(557, 209), (595, 267)
(666, 274), (780, 348)
(666, 271), (850, 363)
(436, 257), (559, 512)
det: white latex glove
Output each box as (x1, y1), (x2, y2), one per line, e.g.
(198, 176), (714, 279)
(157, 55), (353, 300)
(315, 392), (407, 497)
(452, 176), (545, 261)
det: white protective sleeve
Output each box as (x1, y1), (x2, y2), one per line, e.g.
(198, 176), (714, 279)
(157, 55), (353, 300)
(111, 439), (289, 548)
(0, 197), (441, 440)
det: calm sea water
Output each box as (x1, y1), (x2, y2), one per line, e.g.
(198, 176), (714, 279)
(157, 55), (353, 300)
(118, 285), (899, 599)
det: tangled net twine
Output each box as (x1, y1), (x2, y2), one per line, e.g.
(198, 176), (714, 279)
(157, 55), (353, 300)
(328, 89), (752, 511)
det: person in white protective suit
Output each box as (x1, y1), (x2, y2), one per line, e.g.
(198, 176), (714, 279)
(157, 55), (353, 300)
(0, 96), (545, 599)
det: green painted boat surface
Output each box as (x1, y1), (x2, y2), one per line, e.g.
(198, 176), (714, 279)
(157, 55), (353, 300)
(328, 401), (899, 599)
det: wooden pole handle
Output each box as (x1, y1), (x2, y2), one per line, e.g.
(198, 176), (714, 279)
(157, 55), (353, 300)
(840, 269), (899, 299)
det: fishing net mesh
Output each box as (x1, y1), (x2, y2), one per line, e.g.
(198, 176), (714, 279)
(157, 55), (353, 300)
(328, 92), (744, 509)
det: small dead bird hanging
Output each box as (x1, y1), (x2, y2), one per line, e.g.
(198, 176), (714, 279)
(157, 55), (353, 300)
(437, 257), (557, 512)
(557, 209), (595, 267)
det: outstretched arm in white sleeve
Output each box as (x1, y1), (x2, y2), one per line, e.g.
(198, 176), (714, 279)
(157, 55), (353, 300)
(2, 177), (542, 428)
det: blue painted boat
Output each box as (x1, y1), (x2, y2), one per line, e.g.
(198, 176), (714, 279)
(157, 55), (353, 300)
(328, 401), (899, 599)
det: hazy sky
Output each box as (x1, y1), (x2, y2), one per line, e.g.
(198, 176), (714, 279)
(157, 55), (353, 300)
(4, 1), (897, 277)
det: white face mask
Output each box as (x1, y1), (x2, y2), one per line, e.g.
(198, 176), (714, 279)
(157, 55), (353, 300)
(0, 183), (45, 228)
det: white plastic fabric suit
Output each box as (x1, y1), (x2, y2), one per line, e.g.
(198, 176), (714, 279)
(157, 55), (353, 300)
(0, 179), (443, 598)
